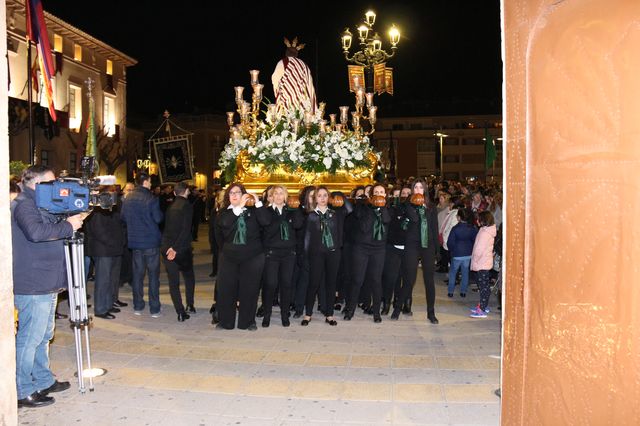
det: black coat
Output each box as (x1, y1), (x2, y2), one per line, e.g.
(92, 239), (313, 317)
(85, 205), (124, 257)
(215, 205), (271, 260)
(351, 202), (391, 248)
(262, 206), (304, 250)
(161, 196), (193, 254)
(405, 202), (439, 255)
(304, 201), (353, 253)
(386, 201), (409, 246)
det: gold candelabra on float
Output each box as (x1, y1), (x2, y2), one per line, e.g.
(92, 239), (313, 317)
(227, 69), (265, 143)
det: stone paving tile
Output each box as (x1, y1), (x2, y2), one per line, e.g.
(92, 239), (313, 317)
(393, 383), (445, 402)
(306, 353), (350, 367)
(444, 384), (501, 402)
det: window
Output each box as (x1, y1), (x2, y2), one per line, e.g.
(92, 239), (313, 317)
(41, 150), (49, 166)
(106, 59), (113, 75)
(417, 138), (435, 152)
(410, 123), (422, 130)
(69, 152), (77, 172)
(444, 138), (459, 146)
(461, 154), (485, 163)
(68, 84), (82, 132)
(462, 138), (483, 145)
(53, 34), (63, 52)
(443, 155), (459, 163)
(74, 44), (82, 61)
(104, 95), (116, 136)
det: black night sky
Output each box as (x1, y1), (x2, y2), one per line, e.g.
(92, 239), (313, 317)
(45, 0), (502, 121)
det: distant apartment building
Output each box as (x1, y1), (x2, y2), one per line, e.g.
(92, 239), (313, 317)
(373, 114), (503, 181)
(6, 0), (138, 183)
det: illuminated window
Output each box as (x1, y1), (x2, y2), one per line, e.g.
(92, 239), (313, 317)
(53, 34), (63, 52)
(106, 59), (113, 75)
(74, 44), (82, 61)
(41, 150), (49, 166)
(104, 95), (116, 136)
(68, 84), (82, 132)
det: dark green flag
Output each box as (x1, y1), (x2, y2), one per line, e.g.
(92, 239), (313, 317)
(485, 128), (496, 169)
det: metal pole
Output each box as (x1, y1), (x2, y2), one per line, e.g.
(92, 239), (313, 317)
(27, 40), (34, 164)
(439, 136), (444, 180)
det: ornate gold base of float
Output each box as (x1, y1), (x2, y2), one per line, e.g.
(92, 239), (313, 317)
(234, 151), (375, 194)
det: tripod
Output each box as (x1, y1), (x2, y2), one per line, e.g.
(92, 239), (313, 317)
(63, 232), (95, 393)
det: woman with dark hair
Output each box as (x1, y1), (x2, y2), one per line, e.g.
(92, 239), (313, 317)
(343, 184), (390, 322)
(446, 208), (478, 298)
(214, 183), (270, 330)
(470, 210), (496, 318)
(393, 178), (440, 324)
(301, 186), (352, 326)
(261, 185), (303, 327)
(292, 186), (315, 318)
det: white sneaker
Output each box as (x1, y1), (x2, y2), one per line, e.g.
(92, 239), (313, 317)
(151, 312), (162, 318)
(133, 310), (143, 316)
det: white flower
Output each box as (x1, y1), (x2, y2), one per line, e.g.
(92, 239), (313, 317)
(347, 160), (354, 168)
(323, 157), (333, 169)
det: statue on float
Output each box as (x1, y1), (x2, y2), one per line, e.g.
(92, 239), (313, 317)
(271, 37), (317, 114)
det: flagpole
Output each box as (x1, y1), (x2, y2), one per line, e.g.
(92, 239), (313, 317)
(27, 39), (35, 164)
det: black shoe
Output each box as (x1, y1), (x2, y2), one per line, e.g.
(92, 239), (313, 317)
(211, 312), (219, 325)
(282, 318), (290, 327)
(428, 314), (439, 324)
(186, 304), (196, 314)
(55, 312), (68, 320)
(460, 293), (466, 298)
(178, 312), (190, 322)
(293, 311), (303, 319)
(262, 317), (270, 328)
(209, 304), (217, 314)
(374, 315), (382, 323)
(334, 303), (342, 311)
(325, 317), (338, 326)
(247, 323), (258, 331)
(448, 293), (454, 298)
(343, 310), (353, 321)
(256, 305), (264, 318)
(113, 300), (128, 307)
(95, 312), (115, 319)
(215, 323), (225, 329)
(40, 380), (70, 395)
(402, 299), (412, 315)
(18, 391), (55, 408)
(209, 272), (217, 278)
(381, 305), (390, 315)
(390, 308), (401, 320)
(363, 306), (373, 315)
(109, 307), (121, 313)
(301, 317), (311, 326)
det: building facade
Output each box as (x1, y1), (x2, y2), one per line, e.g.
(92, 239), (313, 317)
(6, 0), (137, 183)
(373, 114), (502, 181)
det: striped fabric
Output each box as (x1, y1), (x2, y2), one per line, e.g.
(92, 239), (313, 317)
(274, 57), (316, 114)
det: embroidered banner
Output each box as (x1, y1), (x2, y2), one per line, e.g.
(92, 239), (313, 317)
(153, 136), (193, 183)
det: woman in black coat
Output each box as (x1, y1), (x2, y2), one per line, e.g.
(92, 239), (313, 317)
(393, 178), (440, 324)
(214, 183), (270, 330)
(301, 186), (352, 326)
(261, 185), (304, 327)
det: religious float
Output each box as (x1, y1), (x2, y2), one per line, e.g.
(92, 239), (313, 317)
(219, 37), (381, 193)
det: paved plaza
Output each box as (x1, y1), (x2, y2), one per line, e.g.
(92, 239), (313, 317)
(18, 230), (502, 425)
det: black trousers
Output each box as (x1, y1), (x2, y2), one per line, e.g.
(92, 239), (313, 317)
(382, 245), (404, 305)
(217, 252), (265, 329)
(163, 249), (196, 314)
(337, 242), (353, 303)
(306, 249), (341, 317)
(400, 243), (436, 314)
(348, 245), (385, 315)
(263, 248), (296, 321)
(94, 256), (122, 315)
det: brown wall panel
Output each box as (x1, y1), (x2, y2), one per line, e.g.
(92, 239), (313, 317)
(503, 0), (640, 424)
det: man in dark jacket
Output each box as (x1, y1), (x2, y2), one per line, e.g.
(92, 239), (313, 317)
(12, 165), (85, 408)
(161, 182), (196, 321)
(85, 195), (125, 320)
(121, 172), (163, 317)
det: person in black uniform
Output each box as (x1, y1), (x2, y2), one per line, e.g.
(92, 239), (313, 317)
(292, 186), (315, 318)
(301, 186), (352, 326)
(261, 185), (304, 327)
(214, 183), (270, 330)
(343, 184), (390, 322)
(161, 182), (196, 322)
(393, 178), (440, 324)
(380, 185), (411, 315)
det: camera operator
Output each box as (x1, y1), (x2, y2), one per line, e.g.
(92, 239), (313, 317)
(12, 165), (86, 408)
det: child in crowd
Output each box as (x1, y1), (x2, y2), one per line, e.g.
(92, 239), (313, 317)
(470, 211), (497, 318)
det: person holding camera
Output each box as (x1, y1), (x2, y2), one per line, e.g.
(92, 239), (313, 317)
(12, 165), (86, 408)
(121, 172), (164, 317)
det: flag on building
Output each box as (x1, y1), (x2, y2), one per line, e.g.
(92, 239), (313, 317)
(485, 128), (496, 169)
(26, 0), (56, 121)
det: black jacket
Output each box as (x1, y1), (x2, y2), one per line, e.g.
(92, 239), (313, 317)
(405, 202), (439, 255)
(262, 206), (304, 250)
(352, 202), (391, 248)
(386, 201), (409, 246)
(85, 205), (124, 257)
(161, 196), (193, 254)
(304, 201), (353, 253)
(215, 205), (271, 261)
(11, 187), (74, 295)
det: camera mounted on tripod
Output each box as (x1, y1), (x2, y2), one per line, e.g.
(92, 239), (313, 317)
(35, 156), (119, 214)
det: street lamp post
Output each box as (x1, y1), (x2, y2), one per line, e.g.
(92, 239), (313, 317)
(340, 10), (400, 92)
(435, 131), (448, 180)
